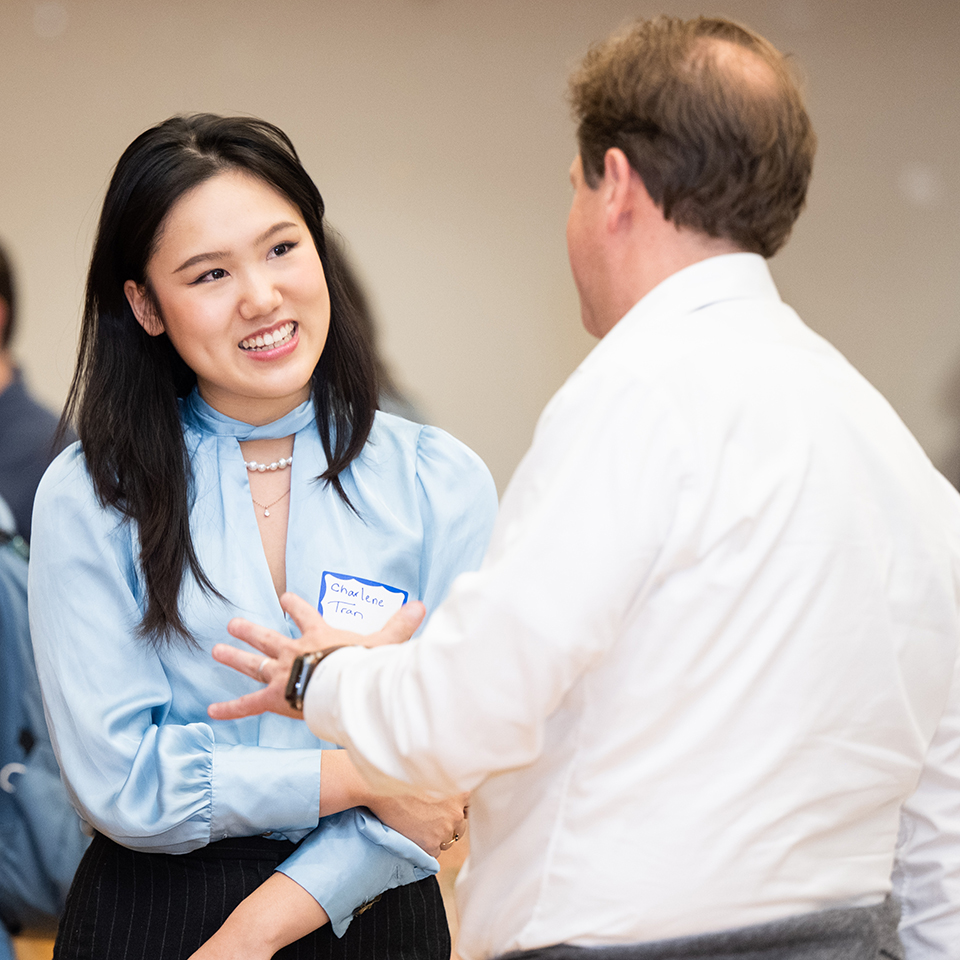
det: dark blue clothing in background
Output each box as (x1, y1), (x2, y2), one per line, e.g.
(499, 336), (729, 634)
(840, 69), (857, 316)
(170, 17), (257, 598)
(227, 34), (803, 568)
(0, 370), (63, 541)
(0, 505), (89, 945)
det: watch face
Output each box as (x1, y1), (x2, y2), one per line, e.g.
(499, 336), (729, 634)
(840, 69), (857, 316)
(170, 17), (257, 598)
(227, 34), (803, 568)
(285, 655), (308, 709)
(284, 648), (344, 710)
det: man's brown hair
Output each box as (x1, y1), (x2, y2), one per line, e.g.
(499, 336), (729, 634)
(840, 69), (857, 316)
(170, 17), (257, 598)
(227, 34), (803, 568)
(569, 16), (816, 258)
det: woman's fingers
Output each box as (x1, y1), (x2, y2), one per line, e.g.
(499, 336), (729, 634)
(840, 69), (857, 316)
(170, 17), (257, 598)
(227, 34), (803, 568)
(366, 789), (470, 858)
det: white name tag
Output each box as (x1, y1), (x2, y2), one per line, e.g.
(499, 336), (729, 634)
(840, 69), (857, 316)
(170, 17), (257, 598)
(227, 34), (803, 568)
(318, 572), (409, 635)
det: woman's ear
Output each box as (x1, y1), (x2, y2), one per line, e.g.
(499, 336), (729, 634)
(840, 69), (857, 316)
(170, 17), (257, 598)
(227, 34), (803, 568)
(124, 280), (164, 336)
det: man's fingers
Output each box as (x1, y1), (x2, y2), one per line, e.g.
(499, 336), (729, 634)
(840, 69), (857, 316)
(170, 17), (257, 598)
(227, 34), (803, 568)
(208, 686), (300, 721)
(226, 617), (289, 658)
(374, 601), (426, 647)
(278, 591), (423, 649)
(207, 690), (264, 720)
(209, 591), (422, 723)
(279, 592), (330, 640)
(208, 645), (298, 721)
(212, 643), (275, 682)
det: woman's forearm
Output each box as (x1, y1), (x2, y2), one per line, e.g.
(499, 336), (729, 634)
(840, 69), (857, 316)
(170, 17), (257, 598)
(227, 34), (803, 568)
(189, 872), (329, 960)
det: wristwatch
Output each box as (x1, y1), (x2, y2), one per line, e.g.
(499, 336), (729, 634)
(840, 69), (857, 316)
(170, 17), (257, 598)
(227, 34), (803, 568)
(284, 646), (347, 711)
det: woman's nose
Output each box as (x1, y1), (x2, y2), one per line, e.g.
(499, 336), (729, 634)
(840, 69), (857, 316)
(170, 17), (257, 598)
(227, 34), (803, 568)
(238, 270), (283, 321)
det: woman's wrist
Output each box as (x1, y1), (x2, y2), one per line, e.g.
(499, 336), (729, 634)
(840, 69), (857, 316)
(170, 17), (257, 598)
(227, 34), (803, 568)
(319, 749), (371, 817)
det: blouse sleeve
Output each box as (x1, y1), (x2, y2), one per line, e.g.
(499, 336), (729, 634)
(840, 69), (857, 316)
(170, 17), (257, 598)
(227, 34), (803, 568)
(414, 425), (499, 619)
(277, 807), (439, 936)
(28, 448), (322, 853)
(278, 426), (497, 933)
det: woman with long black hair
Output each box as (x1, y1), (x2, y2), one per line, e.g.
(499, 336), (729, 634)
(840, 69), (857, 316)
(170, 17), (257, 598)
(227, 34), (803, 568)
(29, 114), (496, 959)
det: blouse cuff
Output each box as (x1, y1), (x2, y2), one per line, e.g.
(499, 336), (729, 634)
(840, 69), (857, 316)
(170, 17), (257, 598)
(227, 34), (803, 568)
(210, 744), (321, 839)
(277, 807), (439, 937)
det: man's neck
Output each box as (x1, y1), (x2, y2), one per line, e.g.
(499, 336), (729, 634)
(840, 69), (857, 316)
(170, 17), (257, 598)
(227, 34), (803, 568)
(578, 152), (747, 339)
(602, 233), (744, 338)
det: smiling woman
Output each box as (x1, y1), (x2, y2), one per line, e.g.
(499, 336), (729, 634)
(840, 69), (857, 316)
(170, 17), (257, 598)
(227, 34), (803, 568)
(123, 170), (332, 426)
(27, 115), (497, 960)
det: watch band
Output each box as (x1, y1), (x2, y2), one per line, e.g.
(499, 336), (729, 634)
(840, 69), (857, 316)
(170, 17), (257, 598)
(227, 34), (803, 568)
(284, 646), (347, 711)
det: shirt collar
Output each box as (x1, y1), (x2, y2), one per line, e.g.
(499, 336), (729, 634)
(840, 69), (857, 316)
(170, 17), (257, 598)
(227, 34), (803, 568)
(180, 388), (316, 440)
(618, 252), (780, 335)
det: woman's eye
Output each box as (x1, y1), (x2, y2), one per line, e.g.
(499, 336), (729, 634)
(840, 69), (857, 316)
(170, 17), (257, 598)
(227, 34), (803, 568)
(270, 241), (297, 258)
(192, 267), (228, 285)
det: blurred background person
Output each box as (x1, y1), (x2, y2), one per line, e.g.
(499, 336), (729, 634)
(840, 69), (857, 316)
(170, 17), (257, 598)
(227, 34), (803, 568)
(0, 496), (88, 954)
(325, 230), (428, 424)
(0, 242), (67, 542)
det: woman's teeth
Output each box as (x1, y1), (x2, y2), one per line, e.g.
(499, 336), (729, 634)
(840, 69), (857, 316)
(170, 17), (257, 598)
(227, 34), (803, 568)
(240, 322), (296, 351)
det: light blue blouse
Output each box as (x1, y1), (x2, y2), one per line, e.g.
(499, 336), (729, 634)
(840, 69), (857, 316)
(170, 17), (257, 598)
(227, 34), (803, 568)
(28, 392), (497, 935)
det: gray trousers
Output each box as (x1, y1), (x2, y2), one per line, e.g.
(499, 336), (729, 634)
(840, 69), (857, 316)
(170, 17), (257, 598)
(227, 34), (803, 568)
(495, 897), (902, 960)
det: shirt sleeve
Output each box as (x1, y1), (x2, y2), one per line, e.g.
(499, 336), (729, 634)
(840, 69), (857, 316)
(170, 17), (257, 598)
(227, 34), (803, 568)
(893, 633), (960, 958)
(28, 448), (322, 853)
(303, 368), (689, 795)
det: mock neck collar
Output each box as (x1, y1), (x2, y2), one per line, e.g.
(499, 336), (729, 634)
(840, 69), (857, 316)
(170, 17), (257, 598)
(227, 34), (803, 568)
(181, 389), (316, 440)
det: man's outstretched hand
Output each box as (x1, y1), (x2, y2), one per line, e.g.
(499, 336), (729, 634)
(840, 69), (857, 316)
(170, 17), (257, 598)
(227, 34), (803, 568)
(208, 591), (426, 721)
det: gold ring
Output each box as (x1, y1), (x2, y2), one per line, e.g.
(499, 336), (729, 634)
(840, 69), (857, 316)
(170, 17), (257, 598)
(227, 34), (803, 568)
(439, 832), (460, 851)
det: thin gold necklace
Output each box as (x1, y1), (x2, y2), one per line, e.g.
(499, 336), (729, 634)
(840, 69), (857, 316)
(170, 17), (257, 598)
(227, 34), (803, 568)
(251, 488), (290, 518)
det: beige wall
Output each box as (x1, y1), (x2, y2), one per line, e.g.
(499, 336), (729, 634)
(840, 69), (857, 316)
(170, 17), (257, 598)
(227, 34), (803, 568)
(1, 0), (958, 491)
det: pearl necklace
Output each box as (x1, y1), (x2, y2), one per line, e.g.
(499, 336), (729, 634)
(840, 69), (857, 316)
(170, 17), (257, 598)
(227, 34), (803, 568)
(244, 456), (293, 473)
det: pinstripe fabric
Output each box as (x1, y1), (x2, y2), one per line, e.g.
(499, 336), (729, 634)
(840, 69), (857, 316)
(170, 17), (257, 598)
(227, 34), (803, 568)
(54, 834), (450, 960)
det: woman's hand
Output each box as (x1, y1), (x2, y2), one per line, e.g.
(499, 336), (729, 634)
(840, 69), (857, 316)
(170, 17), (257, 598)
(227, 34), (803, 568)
(367, 790), (470, 860)
(318, 750), (467, 859)
(208, 591), (425, 721)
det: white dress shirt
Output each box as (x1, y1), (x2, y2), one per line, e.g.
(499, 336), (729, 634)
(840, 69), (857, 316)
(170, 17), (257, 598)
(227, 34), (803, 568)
(304, 254), (960, 959)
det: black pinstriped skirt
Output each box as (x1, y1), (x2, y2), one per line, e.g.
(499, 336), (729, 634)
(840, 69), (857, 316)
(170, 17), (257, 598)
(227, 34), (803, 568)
(54, 833), (450, 960)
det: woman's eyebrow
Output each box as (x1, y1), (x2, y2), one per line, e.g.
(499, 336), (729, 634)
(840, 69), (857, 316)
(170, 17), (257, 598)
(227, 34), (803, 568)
(172, 222), (299, 275)
(255, 221), (298, 245)
(174, 250), (229, 274)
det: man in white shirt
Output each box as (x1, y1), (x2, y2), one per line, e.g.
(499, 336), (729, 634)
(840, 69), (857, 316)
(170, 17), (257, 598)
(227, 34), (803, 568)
(210, 15), (960, 960)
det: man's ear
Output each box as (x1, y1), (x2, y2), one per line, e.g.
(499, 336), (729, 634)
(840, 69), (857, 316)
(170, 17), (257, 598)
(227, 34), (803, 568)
(123, 280), (164, 336)
(0, 298), (8, 345)
(603, 147), (660, 232)
(602, 148), (638, 230)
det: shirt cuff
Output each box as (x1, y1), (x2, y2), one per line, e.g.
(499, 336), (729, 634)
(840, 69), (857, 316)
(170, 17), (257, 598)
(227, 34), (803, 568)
(277, 807), (439, 937)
